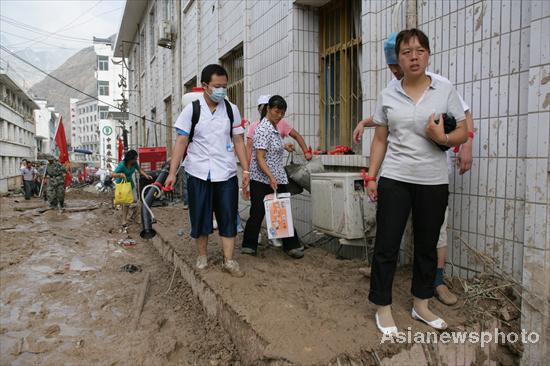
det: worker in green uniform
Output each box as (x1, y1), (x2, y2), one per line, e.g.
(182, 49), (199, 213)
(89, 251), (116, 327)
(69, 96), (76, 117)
(45, 154), (67, 209)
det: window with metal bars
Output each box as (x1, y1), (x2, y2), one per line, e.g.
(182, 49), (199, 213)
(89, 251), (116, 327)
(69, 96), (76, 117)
(319, 0), (362, 150)
(221, 44), (244, 117)
(184, 76), (197, 94)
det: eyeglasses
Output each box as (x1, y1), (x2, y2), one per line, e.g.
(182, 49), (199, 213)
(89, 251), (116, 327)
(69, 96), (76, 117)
(399, 48), (428, 58)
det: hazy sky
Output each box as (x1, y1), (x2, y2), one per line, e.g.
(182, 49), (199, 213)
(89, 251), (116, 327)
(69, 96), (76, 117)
(1, 0), (126, 51)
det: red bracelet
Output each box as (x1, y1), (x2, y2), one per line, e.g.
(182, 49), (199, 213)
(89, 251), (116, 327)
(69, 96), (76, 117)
(468, 131), (475, 139)
(361, 168), (376, 186)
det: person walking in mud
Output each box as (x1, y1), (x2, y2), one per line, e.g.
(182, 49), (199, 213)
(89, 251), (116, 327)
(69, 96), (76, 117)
(165, 64), (250, 278)
(45, 154), (67, 210)
(20, 160), (37, 200)
(112, 149), (152, 231)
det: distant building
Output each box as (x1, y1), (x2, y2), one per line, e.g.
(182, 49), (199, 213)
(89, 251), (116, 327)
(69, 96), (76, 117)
(74, 98), (99, 162)
(71, 40), (125, 169)
(33, 99), (57, 156)
(69, 97), (79, 149)
(0, 72), (38, 193)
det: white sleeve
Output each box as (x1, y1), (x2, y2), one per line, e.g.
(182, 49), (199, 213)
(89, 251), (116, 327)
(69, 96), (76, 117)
(231, 104), (244, 135)
(457, 93), (469, 112)
(173, 103), (194, 134)
(373, 93), (388, 126)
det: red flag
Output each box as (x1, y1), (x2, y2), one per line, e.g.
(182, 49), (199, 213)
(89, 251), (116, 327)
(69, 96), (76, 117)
(54, 117), (72, 187)
(118, 137), (123, 162)
(55, 117), (69, 164)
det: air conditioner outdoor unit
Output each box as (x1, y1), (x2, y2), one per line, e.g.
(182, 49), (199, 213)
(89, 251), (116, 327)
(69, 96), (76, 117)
(158, 21), (173, 49)
(311, 172), (368, 240)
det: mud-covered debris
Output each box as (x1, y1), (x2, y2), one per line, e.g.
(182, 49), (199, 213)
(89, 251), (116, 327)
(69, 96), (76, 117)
(121, 264), (141, 273)
(44, 324), (61, 338)
(119, 239), (136, 248)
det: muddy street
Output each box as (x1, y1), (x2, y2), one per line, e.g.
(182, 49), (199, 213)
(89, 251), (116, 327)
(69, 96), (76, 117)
(0, 190), (240, 365)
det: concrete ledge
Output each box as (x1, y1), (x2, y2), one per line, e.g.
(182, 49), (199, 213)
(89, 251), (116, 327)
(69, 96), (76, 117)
(152, 233), (279, 365)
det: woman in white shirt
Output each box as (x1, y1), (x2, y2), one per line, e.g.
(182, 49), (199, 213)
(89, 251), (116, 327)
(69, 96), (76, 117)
(365, 29), (468, 335)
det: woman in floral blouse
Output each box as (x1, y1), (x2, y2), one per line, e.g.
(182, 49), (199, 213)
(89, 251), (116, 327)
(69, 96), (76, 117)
(241, 95), (304, 259)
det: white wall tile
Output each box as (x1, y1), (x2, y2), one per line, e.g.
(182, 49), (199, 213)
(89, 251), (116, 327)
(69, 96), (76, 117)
(510, 1), (522, 31)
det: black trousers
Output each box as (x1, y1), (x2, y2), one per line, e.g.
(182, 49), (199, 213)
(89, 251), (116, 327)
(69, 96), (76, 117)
(242, 180), (300, 252)
(368, 177), (448, 306)
(23, 180), (33, 200)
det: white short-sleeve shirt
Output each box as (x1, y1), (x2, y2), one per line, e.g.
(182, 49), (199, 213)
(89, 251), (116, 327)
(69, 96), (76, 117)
(173, 94), (244, 182)
(373, 76), (466, 185)
(388, 71), (470, 112)
(20, 167), (37, 181)
(388, 72), (470, 171)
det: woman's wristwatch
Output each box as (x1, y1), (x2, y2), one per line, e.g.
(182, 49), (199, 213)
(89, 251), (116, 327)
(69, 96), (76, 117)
(444, 134), (450, 146)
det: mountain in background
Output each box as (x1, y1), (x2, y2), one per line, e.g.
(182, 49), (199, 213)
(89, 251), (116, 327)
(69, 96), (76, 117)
(0, 34), (79, 89)
(30, 46), (97, 129)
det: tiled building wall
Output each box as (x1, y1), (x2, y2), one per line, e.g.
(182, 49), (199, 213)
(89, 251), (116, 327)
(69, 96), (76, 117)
(361, 0), (406, 156)
(287, 5), (320, 152)
(285, 4), (320, 236)
(516, 1), (550, 363)
(417, 0), (527, 282)
(414, 1), (549, 297)
(198, 0), (219, 67)
(182, 0), (199, 84)
(218, 0), (244, 57)
(246, 0), (291, 121)
(124, 1), (182, 150)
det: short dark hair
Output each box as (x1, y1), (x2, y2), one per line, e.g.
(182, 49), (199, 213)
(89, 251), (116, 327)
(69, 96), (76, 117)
(395, 28), (431, 55)
(259, 104), (268, 119)
(124, 149), (138, 163)
(200, 64), (228, 84)
(268, 95), (287, 111)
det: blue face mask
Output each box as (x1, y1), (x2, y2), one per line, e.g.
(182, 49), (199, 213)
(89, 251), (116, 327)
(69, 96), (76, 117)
(208, 87), (227, 103)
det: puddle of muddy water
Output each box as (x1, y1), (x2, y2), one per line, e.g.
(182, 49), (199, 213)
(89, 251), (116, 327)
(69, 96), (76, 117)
(69, 258), (96, 272)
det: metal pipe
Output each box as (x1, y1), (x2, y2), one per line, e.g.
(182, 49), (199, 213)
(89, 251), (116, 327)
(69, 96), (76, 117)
(139, 161), (170, 239)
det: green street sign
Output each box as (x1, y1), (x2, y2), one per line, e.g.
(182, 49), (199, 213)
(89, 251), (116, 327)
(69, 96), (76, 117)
(102, 126), (113, 136)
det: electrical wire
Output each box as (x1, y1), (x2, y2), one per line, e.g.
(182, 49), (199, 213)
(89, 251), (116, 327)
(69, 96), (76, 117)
(0, 44), (171, 129)
(53, 1), (104, 33)
(1, 30), (81, 50)
(0, 16), (94, 43)
(1, 1), (103, 50)
(60, 5), (124, 33)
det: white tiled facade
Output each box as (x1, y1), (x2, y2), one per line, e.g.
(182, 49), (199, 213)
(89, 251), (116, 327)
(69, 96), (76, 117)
(116, 1), (549, 362)
(0, 73), (38, 193)
(33, 99), (57, 156)
(69, 98), (79, 149)
(74, 98), (99, 161)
